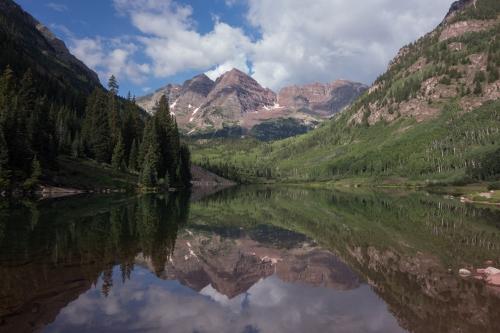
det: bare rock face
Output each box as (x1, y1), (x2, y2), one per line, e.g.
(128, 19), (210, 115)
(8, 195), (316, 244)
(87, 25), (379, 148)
(137, 69), (278, 131)
(195, 68), (277, 129)
(138, 69), (366, 135)
(439, 19), (498, 41)
(443, 0), (476, 23)
(206, 68), (276, 114)
(349, 0), (500, 127)
(136, 84), (181, 114)
(278, 80), (368, 117)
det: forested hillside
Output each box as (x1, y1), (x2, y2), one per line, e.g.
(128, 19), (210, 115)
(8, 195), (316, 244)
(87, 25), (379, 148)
(192, 0), (500, 186)
(0, 0), (101, 110)
(0, 68), (191, 193)
(0, 0), (191, 193)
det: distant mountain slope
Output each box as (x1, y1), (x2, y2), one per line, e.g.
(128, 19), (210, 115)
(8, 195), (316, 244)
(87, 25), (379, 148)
(277, 80), (367, 118)
(137, 69), (366, 136)
(192, 0), (500, 185)
(0, 0), (101, 108)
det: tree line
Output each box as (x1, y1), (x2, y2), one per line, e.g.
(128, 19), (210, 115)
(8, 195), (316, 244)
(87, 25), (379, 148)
(0, 66), (191, 193)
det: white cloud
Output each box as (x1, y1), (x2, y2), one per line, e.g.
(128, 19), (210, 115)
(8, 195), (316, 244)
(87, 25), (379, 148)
(113, 0), (252, 81)
(48, 267), (403, 333)
(67, 0), (452, 90)
(46, 2), (68, 12)
(246, 0), (453, 88)
(70, 37), (103, 69)
(224, 0), (239, 7)
(108, 0), (452, 90)
(205, 53), (250, 81)
(69, 36), (151, 85)
(49, 23), (75, 39)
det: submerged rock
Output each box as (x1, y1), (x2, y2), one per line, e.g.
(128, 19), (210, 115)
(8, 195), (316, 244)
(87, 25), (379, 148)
(477, 267), (500, 276)
(474, 267), (500, 287)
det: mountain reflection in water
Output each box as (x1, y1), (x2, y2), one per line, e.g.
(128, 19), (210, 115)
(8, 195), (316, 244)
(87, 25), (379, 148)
(0, 187), (499, 333)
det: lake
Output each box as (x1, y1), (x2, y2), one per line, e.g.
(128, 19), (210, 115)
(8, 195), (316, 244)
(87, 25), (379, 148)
(0, 186), (499, 333)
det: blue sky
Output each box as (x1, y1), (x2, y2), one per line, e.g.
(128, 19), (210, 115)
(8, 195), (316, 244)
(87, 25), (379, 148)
(15, 0), (453, 97)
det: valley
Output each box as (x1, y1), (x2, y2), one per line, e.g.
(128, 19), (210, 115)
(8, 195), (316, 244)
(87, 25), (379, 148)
(1, 1), (500, 332)
(190, 0), (500, 197)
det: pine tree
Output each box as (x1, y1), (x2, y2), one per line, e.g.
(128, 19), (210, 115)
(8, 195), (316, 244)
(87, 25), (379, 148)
(0, 128), (11, 190)
(71, 132), (81, 158)
(140, 157), (154, 188)
(112, 134), (126, 171)
(179, 144), (192, 188)
(154, 95), (180, 183)
(23, 155), (41, 191)
(121, 103), (141, 159)
(128, 139), (138, 171)
(11, 70), (35, 176)
(0, 66), (15, 126)
(162, 169), (170, 189)
(474, 81), (483, 95)
(83, 89), (113, 163)
(108, 81), (121, 148)
(138, 120), (154, 167)
(108, 75), (119, 95)
(139, 122), (161, 188)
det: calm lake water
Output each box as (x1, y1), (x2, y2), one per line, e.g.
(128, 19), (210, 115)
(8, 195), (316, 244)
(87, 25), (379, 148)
(0, 186), (499, 333)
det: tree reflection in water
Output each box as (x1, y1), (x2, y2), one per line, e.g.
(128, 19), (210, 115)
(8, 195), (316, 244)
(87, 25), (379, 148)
(0, 187), (499, 333)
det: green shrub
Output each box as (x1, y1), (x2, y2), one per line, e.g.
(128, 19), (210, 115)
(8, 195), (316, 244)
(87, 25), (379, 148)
(487, 182), (500, 191)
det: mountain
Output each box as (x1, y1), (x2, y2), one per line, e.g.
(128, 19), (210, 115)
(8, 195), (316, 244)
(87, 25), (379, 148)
(137, 69), (367, 136)
(0, 0), (101, 107)
(137, 74), (215, 125)
(277, 80), (368, 118)
(196, 68), (277, 130)
(192, 0), (500, 185)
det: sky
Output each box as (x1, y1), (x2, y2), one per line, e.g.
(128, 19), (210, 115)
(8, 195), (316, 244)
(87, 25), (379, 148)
(15, 0), (454, 97)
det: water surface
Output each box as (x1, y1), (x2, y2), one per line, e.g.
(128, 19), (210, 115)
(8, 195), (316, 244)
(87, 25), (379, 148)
(0, 187), (499, 333)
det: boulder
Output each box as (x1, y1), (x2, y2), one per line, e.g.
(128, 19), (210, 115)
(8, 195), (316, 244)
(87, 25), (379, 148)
(486, 273), (500, 287)
(485, 267), (500, 275)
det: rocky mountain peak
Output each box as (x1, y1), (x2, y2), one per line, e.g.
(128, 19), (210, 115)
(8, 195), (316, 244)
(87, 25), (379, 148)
(213, 68), (264, 91)
(444, 0), (476, 22)
(182, 73), (214, 96)
(137, 68), (366, 136)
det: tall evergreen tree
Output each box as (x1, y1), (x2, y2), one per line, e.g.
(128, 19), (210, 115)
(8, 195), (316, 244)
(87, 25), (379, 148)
(154, 95), (180, 184)
(179, 144), (192, 188)
(128, 139), (138, 172)
(108, 75), (121, 148)
(0, 66), (15, 127)
(122, 101), (141, 159)
(23, 155), (41, 191)
(85, 89), (112, 163)
(9, 70), (34, 176)
(108, 75), (119, 95)
(71, 131), (81, 158)
(112, 134), (126, 171)
(138, 119), (154, 168)
(139, 121), (161, 188)
(0, 128), (11, 190)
